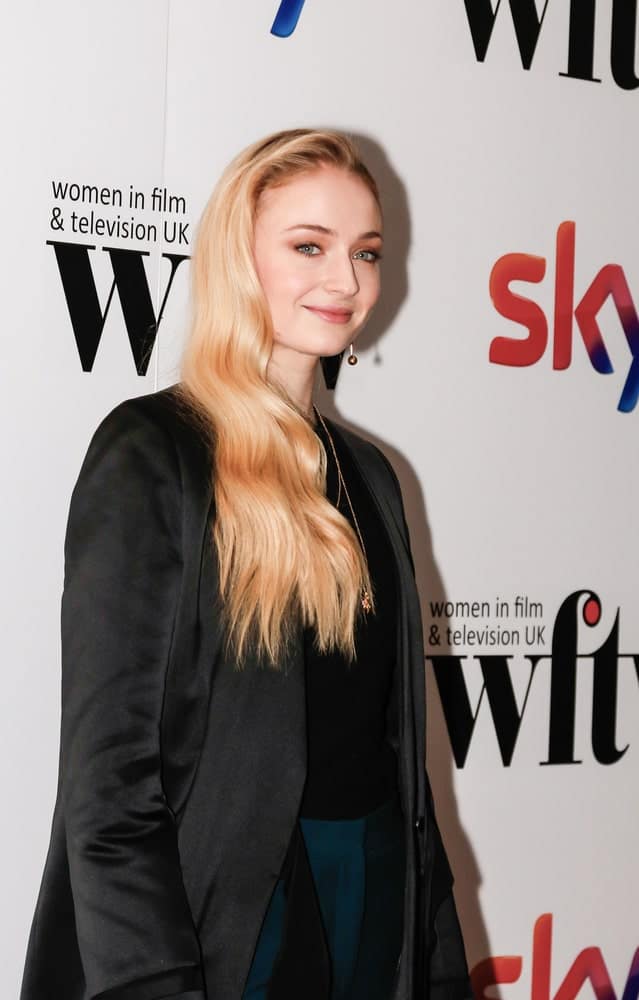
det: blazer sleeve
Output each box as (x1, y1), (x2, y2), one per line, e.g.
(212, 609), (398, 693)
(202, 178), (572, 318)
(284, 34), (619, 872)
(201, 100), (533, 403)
(60, 399), (205, 1000)
(374, 445), (472, 1000)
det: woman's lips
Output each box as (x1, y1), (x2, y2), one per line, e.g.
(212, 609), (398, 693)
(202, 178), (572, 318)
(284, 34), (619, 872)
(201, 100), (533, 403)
(303, 305), (353, 324)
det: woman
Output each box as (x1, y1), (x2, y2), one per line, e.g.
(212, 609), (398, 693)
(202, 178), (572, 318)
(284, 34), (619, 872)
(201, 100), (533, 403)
(20, 129), (470, 1000)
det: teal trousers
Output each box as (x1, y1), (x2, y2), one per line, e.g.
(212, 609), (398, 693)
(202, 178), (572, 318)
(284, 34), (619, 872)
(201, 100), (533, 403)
(243, 793), (406, 1000)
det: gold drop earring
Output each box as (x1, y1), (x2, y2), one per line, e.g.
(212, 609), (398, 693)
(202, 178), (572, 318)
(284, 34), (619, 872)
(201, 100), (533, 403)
(347, 343), (358, 366)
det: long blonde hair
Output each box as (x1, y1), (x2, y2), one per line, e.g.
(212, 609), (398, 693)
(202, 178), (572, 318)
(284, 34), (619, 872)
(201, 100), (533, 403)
(177, 128), (380, 668)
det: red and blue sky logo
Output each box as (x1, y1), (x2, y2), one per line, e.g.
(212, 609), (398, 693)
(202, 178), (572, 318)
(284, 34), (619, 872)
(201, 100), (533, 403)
(271, 0), (307, 37)
(489, 221), (639, 413)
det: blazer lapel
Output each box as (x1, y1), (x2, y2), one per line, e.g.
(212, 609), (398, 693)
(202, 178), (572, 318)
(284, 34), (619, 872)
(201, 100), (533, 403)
(325, 419), (414, 582)
(324, 417), (423, 664)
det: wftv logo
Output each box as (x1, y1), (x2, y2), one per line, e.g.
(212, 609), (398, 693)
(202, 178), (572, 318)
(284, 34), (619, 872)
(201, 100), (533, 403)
(429, 591), (637, 767)
(472, 913), (639, 1000)
(271, 0), (307, 37)
(463, 0), (639, 90)
(488, 222), (639, 413)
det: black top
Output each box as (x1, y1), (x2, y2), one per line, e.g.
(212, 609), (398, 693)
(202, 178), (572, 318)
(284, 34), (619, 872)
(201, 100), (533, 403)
(298, 415), (399, 819)
(258, 416), (403, 997)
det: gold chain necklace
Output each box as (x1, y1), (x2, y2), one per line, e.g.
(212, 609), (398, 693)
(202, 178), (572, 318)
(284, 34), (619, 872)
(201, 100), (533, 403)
(313, 406), (372, 613)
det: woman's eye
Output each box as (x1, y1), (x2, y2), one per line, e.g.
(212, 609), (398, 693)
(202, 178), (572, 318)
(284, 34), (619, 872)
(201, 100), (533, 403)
(353, 249), (381, 262)
(295, 243), (321, 256)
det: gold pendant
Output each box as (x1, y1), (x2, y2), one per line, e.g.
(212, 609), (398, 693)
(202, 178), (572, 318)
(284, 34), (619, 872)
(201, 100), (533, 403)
(361, 589), (372, 612)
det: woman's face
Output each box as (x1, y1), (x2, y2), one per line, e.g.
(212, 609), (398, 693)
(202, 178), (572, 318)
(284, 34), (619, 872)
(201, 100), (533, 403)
(253, 165), (383, 365)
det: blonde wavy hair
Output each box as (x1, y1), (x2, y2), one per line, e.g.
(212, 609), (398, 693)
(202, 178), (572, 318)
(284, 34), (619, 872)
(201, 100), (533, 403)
(177, 128), (380, 668)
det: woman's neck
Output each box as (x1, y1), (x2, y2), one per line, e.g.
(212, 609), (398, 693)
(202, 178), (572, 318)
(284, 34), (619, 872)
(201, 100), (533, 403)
(267, 347), (319, 420)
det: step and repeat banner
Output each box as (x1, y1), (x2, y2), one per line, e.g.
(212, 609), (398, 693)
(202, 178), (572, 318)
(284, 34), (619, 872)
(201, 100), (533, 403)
(4, 1), (638, 997)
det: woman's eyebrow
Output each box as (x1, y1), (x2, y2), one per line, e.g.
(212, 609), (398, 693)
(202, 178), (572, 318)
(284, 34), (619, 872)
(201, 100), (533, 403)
(283, 223), (383, 239)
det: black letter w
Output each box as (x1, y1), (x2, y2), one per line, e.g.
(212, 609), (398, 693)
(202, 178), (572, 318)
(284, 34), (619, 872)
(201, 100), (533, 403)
(463, 0), (551, 69)
(429, 654), (539, 766)
(47, 242), (189, 374)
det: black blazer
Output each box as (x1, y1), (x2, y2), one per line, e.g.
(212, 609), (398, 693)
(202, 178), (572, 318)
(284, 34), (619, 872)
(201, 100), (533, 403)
(20, 385), (471, 1000)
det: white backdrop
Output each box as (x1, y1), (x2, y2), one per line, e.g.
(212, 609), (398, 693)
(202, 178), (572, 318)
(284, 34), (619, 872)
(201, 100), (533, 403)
(4, 2), (638, 997)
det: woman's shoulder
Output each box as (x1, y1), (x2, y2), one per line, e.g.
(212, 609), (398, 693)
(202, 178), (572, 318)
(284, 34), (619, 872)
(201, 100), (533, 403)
(92, 382), (212, 467)
(72, 383), (214, 515)
(98, 381), (201, 436)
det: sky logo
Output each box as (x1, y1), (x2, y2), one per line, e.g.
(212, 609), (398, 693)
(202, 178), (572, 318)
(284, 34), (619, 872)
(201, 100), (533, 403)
(271, 0), (307, 37)
(472, 913), (639, 1000)
(489, 221), (639, 413)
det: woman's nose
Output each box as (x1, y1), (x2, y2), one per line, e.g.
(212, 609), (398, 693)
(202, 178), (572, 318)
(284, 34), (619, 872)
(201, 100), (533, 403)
(323, 254), (359, 297)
